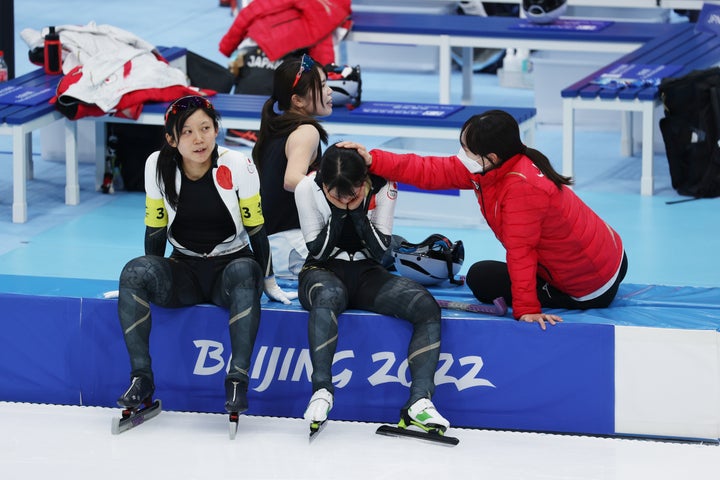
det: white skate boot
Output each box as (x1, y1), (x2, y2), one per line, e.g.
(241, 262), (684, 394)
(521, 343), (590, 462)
(304, 388), (333, 438)
(401, 398), (450, 434)
(304, 388), (333, 423)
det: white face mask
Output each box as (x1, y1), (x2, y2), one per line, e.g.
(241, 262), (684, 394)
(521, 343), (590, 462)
(457, 147), (484, 174)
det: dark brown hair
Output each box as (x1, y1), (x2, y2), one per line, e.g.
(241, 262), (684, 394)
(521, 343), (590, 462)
(461, 109), (572, 188)
(157, 95), (220, 208)
(252, 55), (328, 174)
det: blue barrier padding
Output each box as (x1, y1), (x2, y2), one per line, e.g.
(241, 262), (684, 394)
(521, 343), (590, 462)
(0, 274), (117, 298)
(1, 274), (720, 329)
(2, 275), (719, 439)
(0, 293), (82, 405)
(74, 297), (614, 434)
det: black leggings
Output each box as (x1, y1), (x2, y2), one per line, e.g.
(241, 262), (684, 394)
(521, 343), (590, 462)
(466, 253), (628, 311)
(117, 250), (263, 384)
(298, 259), (441, 409)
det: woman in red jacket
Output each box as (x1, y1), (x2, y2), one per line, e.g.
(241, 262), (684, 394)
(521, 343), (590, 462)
(341, 109), (627, 330)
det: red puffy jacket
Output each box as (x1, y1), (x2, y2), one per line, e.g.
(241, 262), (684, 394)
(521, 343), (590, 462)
(368, 149), (624, 319)
(219, 0), (352, 66)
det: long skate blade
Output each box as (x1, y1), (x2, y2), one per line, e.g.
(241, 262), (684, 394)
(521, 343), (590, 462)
(111, 399), (162, 435)
(376, 424), (459, 446)
(308, 420), (327, 443)
(435, 296), (508, 316)
(228, 412), (239, 440)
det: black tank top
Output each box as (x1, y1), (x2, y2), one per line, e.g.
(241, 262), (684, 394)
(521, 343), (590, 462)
(172, 168), (235, 254)
(259, 132), (321, 235)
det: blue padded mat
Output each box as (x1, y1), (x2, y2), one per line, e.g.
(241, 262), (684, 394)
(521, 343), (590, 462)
(2, 274), (717, 331)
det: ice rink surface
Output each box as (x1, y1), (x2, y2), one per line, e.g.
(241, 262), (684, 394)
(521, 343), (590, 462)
(2, 402), (719, 480)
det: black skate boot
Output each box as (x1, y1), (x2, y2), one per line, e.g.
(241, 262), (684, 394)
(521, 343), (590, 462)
(111, 375), (162, 435)
(224, 377), (248, 414)
(225, 378), (248, 439)
(117, 375), (155, 409)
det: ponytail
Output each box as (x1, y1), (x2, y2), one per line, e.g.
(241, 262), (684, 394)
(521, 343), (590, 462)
(157, 144), (179, 209)
(524, 147), (573, 189)
(252, 97), (280, 174)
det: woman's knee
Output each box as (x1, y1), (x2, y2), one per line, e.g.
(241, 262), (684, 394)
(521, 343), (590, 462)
(119, 256), (168, 290)
(466, 260), (511, 303)
(299, 270), (347, 312)
(222, 258), (263, 291)
(377, 276), (441, 323)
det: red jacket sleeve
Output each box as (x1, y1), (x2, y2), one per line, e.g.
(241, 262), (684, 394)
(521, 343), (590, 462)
(368, 149), (476, 190)
(498, 179), (549, 318)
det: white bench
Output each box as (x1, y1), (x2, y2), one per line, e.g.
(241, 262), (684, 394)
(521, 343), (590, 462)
(346, 10), (681, 104)
(561, 19), (720, 195)
(1, 47), (187, 223)
(0, 70), (75, 223)
(83, 93), (536, 194)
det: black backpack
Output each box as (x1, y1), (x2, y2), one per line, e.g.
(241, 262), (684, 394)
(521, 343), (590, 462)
(658, 67), (720, 198)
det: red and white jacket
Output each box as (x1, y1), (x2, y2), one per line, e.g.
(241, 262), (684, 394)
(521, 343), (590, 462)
(368, 149), (624, 319)
(219, 0), (352, 65)
(22, 23), (206, 120)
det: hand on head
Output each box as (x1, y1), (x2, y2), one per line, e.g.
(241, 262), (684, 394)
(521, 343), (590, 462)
(335, 141), (372, 166)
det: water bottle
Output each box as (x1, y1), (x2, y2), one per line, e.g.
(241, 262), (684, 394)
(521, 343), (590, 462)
(43, 26), (63, 75)
(0, 51), (8, 83)
(516, 48), (532, 74)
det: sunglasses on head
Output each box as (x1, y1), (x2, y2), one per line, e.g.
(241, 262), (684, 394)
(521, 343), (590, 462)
(291, 54), (314, 90)
(164, 95), (214, 122)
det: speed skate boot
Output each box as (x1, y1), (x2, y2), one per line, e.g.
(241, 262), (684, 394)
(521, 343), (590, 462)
(224, 378), (249, 414)
(225, 378), (249, 439)
(112, 375), (161, 435)
(304, 388), (333, 438)
(117, 375), (155, 409)
(400, 398), (450, 434)
(304, 388), (334, 425)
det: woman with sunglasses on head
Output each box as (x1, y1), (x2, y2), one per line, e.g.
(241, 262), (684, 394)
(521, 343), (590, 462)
(294, 144), (451, 437)
(116, 95), (296, 422)
(339, 109), (628, 331)
(251, 53), (334, 279)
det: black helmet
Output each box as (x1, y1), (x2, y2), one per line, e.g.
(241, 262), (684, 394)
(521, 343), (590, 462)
(522, 0), (567, 24)
(393, 234), (464, 286)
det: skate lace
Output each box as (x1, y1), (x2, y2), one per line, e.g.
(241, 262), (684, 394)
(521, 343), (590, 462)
(229, 380), (239, 403)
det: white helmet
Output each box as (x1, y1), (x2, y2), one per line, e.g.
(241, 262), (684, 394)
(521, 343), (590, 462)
(522, 0), (567, 24)
(393, 234), (464, 286)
